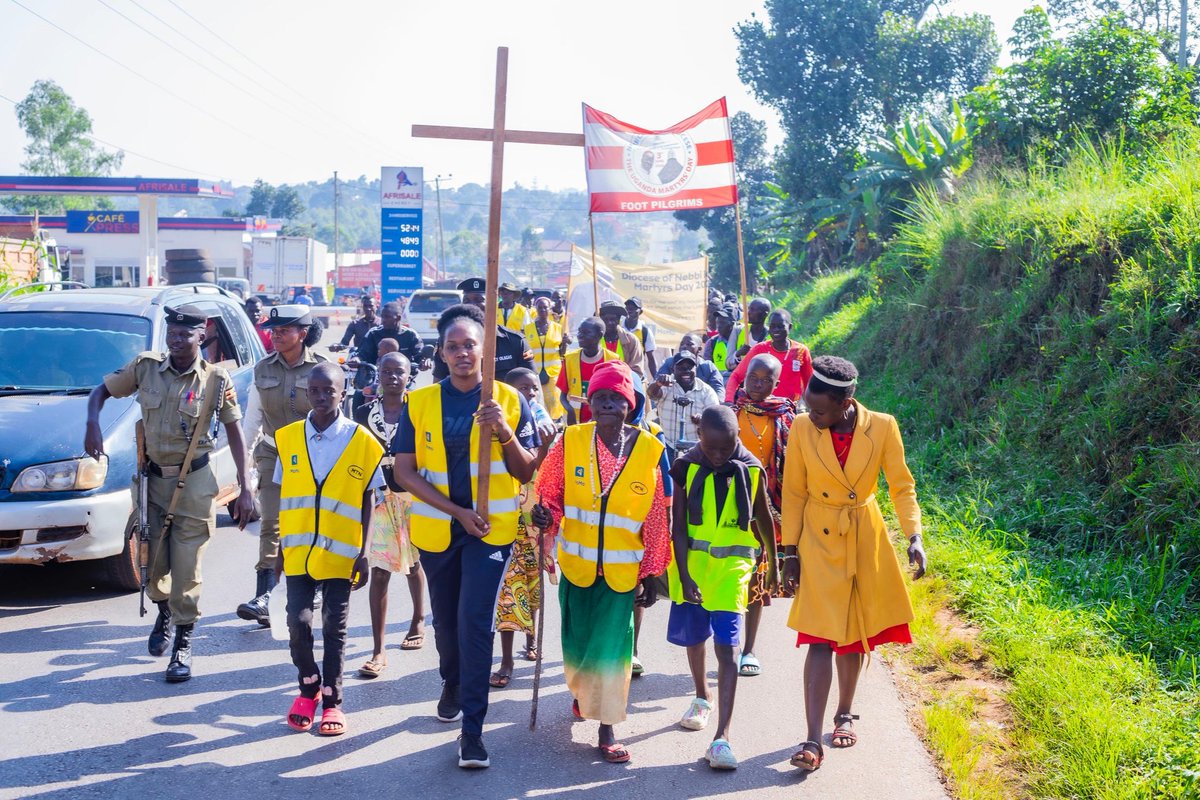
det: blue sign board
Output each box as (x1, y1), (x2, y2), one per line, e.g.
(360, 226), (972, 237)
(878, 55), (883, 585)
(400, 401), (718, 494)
(66, 210), (139, 233)
(380, 167), (424, 302)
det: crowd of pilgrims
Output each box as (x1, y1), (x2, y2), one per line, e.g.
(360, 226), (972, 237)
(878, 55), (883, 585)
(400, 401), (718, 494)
(221, 279), (928, 771)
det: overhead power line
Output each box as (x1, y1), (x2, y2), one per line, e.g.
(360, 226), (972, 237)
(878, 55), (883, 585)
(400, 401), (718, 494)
(164, 0), (398, 156)
(7, 0), (305, 162)
(0, 89), (219, 177)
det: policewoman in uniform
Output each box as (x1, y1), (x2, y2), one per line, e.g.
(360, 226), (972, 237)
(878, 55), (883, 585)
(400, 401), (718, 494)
(432, 278), (534, 383)
(236, 304), (328, 625)
(532, 361), (671, 764)
(85, 305), (254, 682)
(393, 302), (540, 769)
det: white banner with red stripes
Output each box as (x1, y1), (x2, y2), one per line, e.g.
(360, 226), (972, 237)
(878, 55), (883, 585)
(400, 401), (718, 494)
(583, 98), (737, 213)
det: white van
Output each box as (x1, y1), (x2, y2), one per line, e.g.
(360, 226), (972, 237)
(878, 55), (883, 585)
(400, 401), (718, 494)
(404, 289), (463, 344)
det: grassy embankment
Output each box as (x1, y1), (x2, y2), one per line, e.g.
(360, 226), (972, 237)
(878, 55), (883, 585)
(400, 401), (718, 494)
(778, 135), (1200, 799)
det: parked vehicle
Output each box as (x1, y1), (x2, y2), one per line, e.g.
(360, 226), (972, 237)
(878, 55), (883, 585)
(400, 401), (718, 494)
(0, 221), (69, 288)
(249, 236), (328, 299)
(218, 277), (251, 299)
(403, 289), (462, 344)
(280, 284), (341, 328)
(0, 283), (264, 589)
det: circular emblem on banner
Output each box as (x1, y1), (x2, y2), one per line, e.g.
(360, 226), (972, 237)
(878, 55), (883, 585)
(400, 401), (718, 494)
(629, 481), (649, 496)
(623, 134), (697, 198)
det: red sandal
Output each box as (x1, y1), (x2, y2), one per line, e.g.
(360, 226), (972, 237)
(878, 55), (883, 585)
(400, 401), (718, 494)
(790, 741), (824, 771)
(318, 706), (347, 736)
(599, 742), (631, 763)
(286, 695), (318, 732)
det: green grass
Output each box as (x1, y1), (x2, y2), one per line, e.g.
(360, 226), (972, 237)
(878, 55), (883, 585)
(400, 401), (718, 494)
(778, 129), (1200, 798)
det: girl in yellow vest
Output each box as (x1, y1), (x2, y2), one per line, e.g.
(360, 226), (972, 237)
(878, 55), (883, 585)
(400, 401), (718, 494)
(781, 356), (928, 772)
(274, 362), (385, 737)
(392, 303), (541, 770)
(525, 296), (569, 421)
(667, 405), (778, 770)
(531, 361), (671, 764)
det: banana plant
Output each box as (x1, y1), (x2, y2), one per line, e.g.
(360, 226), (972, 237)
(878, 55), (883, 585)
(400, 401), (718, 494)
(850, 101), (974, 200)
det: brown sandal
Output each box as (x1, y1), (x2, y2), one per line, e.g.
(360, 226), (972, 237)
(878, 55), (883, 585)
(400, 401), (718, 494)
(790, 741), (824, 771)
(832, 712), (859, 748)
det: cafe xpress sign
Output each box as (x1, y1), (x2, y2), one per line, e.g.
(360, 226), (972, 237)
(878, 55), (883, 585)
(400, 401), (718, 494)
(66, 210), (139, 234)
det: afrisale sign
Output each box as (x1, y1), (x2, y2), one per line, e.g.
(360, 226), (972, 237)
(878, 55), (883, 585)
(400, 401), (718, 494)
(380, 167), (424, 300)
(583, 99), (738, 213)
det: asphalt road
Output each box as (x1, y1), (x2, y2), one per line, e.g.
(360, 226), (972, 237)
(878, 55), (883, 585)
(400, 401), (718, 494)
(0, 317), (949, 800)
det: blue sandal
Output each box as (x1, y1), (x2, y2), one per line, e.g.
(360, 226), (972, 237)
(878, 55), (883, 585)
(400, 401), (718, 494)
(739, 653), (762, 676)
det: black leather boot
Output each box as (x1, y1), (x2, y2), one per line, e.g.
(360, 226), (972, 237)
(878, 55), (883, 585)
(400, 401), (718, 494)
(165, 623), (194, 683)
(236, 569), (275, 627)
(148, 600), (173, 657)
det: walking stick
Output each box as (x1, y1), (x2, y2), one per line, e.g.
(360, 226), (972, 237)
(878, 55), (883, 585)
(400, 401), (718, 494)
(529, 492), (556, 730)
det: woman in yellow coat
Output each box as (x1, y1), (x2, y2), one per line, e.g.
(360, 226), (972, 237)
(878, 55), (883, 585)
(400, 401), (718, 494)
(780, 355), (927, 772)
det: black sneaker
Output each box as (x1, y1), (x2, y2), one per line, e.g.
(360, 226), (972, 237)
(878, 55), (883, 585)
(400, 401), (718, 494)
(458, 733), (490, 768)
(436, 683), (462, 722)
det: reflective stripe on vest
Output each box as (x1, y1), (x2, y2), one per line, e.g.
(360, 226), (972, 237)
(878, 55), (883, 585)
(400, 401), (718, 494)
(667, 462), (762, 612)
(276, 421), (384, 581)
(406, 380), (524, 552)
(559, 422), (664, 592)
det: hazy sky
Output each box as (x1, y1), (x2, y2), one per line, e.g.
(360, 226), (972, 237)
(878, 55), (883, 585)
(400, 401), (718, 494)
(0, 0), (1029, 193)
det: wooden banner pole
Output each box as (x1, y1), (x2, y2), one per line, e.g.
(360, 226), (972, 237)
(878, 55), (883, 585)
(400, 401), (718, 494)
(734, 202), (750, 337)
(589, 213), (600, 314)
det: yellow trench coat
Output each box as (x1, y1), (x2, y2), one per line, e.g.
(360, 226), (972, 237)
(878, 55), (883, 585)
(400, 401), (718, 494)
(780, 401), (921, 650)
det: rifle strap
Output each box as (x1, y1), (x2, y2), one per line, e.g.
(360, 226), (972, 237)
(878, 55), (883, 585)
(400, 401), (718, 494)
(159, 369), (224, 533)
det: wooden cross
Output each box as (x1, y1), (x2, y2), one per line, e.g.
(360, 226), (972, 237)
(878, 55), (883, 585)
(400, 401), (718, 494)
(412, 46), (584, 519)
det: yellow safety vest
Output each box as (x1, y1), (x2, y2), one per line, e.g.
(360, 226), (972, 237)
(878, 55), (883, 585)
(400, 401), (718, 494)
(525, 320), (564, 381)
(406, 381), (524, 551)
(562, 348), (619, 410)
(500, 303), (531, 332)
(668, 463), (762, 612)
(712, 327), (746, 372)
(276, 420), (384, 580)
(559, 423), (664, 592)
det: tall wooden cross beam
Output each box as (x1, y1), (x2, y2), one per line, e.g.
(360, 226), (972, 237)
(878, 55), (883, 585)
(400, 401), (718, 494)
(412, 46), (584, 518)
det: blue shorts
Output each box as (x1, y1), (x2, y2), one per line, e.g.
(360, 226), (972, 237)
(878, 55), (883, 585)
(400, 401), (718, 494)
(666, 602), (742, 648)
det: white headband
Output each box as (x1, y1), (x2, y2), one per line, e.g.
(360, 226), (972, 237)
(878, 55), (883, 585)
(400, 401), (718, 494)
(811, 367), (857, 388)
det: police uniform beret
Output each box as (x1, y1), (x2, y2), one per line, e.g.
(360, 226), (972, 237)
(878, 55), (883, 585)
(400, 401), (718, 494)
(457, 278), (486, 293)
(260, 304), (314, 328)
(163, 304), (209, 328)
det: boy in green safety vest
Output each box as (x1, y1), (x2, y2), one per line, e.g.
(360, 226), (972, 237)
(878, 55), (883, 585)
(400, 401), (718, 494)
(667, 405), (778, 770)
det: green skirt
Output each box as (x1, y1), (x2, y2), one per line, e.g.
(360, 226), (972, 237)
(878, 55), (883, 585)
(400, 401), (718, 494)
(560, 579), (635, 725)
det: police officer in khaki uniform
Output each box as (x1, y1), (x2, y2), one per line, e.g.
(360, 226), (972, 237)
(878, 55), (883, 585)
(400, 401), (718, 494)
(236, 304), (328, 625)
(84, 304), (255, 683)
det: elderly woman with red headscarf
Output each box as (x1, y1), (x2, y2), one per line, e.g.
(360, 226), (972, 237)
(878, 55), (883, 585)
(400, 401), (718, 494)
(532, 361), (671, 764)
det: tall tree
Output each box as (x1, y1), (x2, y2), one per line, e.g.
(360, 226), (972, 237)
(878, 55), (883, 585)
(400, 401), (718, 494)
(735, 0), (997, 202)
(245, 179), (276, 217)
(271, 185), (305, 219)
(4, 80), (123, 214)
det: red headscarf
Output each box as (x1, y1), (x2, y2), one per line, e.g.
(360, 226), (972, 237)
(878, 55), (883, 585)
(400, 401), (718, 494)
(587, 360), (636, 409)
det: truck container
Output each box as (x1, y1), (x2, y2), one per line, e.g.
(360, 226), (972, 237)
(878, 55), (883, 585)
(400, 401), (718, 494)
(249, 236), (329, 300)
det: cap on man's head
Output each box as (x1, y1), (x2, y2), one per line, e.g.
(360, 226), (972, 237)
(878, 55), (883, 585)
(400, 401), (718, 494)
(163, 304), (209, 328)
(714, 303), (737, 320)
(625, 296), (644, 310)
(261, 304), (314, 328)
(598, 300), (626, 317)
(498, 281), (519, 292)
(457, 277), (486, 293)
(674, 350), (699, 367)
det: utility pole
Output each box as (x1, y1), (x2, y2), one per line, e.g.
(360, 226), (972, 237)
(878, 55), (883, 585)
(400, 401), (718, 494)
(1181, 0), (1189, 69)
(433, 173), (451, 281)
(333, 170), (340, 278)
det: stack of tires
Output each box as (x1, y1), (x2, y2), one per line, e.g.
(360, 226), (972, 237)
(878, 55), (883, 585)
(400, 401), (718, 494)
(164, 249), (217, 286)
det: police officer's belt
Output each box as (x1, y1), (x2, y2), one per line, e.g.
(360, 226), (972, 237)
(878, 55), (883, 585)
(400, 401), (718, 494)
(148, 453), (209, 478)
